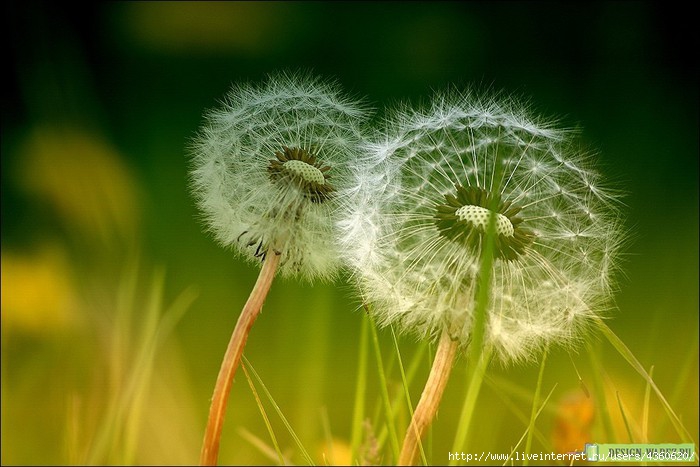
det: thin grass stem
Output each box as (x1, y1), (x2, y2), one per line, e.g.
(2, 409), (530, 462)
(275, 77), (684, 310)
(241, 362), (285, 465)
(447, 203), (498, 466)
(501, 384), (558, 467)
(351, 312), (370, 463)
(243, 356), (315, 465)
(200, 252), (281, 466)
(449, 346), (493, 466)
(595, 317), (695, 444)
(616, 391), (636, 443)
(391, 327), (428, 466)
(368, 311), (402, 463)
(523, 348), (547, 466)
(642, 366), (654, 444)
(586, 342), (616, 443)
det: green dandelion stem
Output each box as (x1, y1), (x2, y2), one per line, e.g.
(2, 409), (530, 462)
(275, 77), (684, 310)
(447, 184), (499, 464)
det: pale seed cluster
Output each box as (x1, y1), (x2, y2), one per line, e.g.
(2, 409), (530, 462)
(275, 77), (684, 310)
(189, 72), (367, 281)
(338, 90), (625, 363)
(191, 76), (625, 362)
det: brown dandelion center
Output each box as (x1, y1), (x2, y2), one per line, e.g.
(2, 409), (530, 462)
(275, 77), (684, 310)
(268, 146), (334, 203)
(434, 185), (534, 261)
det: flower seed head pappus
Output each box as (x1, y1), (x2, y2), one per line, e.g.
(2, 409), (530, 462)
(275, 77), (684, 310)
(189, 72), (368, 281)
(339, 89), (626, 363)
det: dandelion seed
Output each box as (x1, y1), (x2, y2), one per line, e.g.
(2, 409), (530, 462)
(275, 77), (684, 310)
(338, 88), (625, 464)
(190, 71), (367, 281)
(189, 71), (367, 465)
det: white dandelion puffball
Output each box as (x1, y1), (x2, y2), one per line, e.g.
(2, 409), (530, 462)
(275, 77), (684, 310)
(340, 90), (625, 363)
(190, 72), (368, 280)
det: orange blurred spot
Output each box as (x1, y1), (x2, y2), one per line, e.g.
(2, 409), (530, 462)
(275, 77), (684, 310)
(552, 390), (595, 455)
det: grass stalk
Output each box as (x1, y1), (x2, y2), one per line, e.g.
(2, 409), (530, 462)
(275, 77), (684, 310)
(242, 356), (315, 465)
(350, 312), (370, 463)
(595, 317), (695, 444)
(523, 348), (547, 466)
(586, 341), (616, 443)
(368, 311), (401, 462)
(616, 391), (636, 443)
(391, 327), (428, 466)
(241, 362), (284, 465)
(502, 384), (558, 466)
(449, 345), (493, 466)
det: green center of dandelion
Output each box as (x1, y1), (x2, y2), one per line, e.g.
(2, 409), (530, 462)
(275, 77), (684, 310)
(434, 185), (534, 261)
(455, 205), (514, 237)
(282, 159), (326, 185)
(268, 146), (334, 203)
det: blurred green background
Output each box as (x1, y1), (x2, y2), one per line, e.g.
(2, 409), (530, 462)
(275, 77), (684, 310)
(2, 2), (697, 465)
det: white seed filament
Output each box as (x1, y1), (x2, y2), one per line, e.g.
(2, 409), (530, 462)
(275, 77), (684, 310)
(283, 160), (325, 185)
(455, 205), (514, 237)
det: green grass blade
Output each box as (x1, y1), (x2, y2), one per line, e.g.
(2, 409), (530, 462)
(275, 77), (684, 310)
(241, 362), (285, 465)
(123, 274), (197, 465)
(238, 428), (290, 465)
(320, 407), (335, 466)
(595, 318), (695, 443)
(485, 377), (552, 454)
(642, 365), (654, 444)
(242, 356), (315, 466)
(391, 326), (428, 466)
(502, 384), (558, 467)
(587, 341), (616, 443)
(368, 312), (401, 462)
(374, 337), (428, 458)
(351, 312), (370, 464)
(659, 336), (698, 437)
(523, 348), (547, 466)
(449, 346), (493, 465)
(616, 391), (636, 443)
(87, 266), (196, 465)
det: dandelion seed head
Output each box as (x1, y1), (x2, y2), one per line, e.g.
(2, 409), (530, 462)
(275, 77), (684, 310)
(340, 89), (625, 363)
(190, 71), (367, 280)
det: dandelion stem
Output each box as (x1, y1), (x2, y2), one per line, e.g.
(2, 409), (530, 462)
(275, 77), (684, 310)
(200, 251), (281, 466)
(398, 329), (458, 466)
